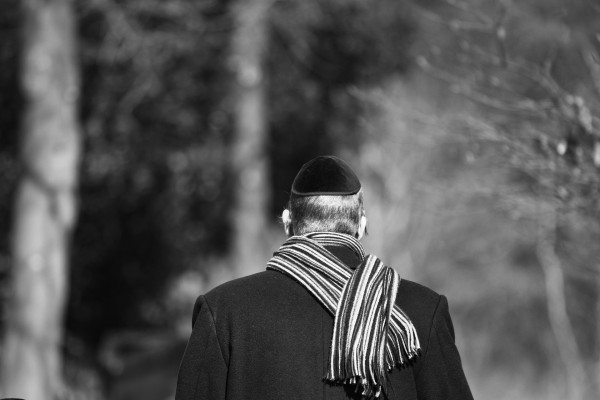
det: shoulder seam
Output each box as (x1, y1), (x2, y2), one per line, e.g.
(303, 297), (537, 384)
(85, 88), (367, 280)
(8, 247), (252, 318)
(201, 295), (228, 366)
(414, 294), (443, 377)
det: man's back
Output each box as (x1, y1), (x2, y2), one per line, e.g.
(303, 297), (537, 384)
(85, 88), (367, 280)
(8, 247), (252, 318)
(175, 245), (473, 400)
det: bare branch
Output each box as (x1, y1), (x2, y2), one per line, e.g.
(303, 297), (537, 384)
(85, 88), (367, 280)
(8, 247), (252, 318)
(417, 57), (550, 117)
(467, 45), (568, 99)
(415, 6), (492, 32)
(580, 41), (600, 100)
(493, 0), (511, 66)
(443, 0), (494, 26)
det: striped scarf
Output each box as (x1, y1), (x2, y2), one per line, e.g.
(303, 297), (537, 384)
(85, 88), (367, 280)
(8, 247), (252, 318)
(266, 232), (421, 398)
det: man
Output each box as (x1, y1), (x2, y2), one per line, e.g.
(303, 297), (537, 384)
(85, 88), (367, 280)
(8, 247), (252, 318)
(176, 156), (473, 400)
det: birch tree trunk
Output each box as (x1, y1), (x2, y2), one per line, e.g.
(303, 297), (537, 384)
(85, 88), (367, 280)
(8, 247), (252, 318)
(229, 0), (272, 275)
(536, 208), (586, 400)
(0, 0), (80, 399)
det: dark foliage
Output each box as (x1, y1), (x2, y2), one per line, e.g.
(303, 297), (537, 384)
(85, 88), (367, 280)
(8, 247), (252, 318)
(0, 0), (22, 328)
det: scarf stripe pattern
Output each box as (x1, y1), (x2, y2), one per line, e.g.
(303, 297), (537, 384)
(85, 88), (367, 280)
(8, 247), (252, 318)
(266, 232), (420, 398)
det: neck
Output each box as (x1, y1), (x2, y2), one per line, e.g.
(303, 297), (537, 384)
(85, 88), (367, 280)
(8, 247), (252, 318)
(303, 232), (365, 261)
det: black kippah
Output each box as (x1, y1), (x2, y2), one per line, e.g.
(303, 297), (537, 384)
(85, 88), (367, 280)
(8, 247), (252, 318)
(291, 156), (361, 196)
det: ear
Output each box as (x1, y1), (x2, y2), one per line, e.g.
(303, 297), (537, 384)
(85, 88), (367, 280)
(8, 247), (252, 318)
(357, 215), (368, 240)
(281, 209), (292, 236)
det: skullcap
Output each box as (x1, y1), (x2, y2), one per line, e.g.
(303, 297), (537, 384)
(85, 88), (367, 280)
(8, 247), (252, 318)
(291, 155), (361, 196)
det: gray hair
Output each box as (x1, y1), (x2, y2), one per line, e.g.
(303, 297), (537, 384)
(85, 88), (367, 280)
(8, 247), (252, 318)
(288, 190), (365, 236)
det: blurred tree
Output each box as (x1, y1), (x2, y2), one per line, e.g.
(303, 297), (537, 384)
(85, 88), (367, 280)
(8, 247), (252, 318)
(68, 0), (235, 347)
(0, 0), (81, 398)
(268, 0), (415, 212)
(229, 0), (273, 274)
(411, 0), (600, 397)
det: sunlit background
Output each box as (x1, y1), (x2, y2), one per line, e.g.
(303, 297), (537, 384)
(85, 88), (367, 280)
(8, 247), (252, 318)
(1, 0), (599, 399)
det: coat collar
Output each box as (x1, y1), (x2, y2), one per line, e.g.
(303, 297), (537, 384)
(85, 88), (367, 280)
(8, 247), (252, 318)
(325, 245), (363, 270)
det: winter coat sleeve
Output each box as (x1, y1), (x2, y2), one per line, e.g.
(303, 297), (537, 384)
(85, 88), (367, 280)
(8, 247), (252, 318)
(414, 295), (474, 400)
(175, 295), (228, 400)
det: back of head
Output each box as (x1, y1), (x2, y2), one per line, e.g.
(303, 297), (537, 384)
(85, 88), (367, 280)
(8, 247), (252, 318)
(285, 156), (366, 237)
(289, 191), (364, 236)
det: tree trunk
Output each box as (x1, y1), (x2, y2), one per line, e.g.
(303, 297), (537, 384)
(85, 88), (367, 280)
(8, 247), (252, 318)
(0, 0), (80, 399)
(229, 0), (272, 275)
(536, 208), (586, 400)
(596, 266), (600, 400)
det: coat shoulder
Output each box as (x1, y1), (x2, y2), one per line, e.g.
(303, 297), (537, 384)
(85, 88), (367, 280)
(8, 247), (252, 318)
(202, 270), (320, 316)
(205, 270), (292, 298)
(397, 278), (441, 308)
(395, 278), (443, 351)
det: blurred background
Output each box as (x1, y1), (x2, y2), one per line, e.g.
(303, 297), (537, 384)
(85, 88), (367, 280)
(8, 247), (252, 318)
(1, 0), (599, 399)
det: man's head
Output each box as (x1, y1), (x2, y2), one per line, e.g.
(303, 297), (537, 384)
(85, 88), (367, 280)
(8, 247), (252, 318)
(281, 156), (367, 238)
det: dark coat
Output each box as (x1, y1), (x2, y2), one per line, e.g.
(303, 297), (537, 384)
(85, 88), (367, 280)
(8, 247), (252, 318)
(175, 245), (474, 400)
